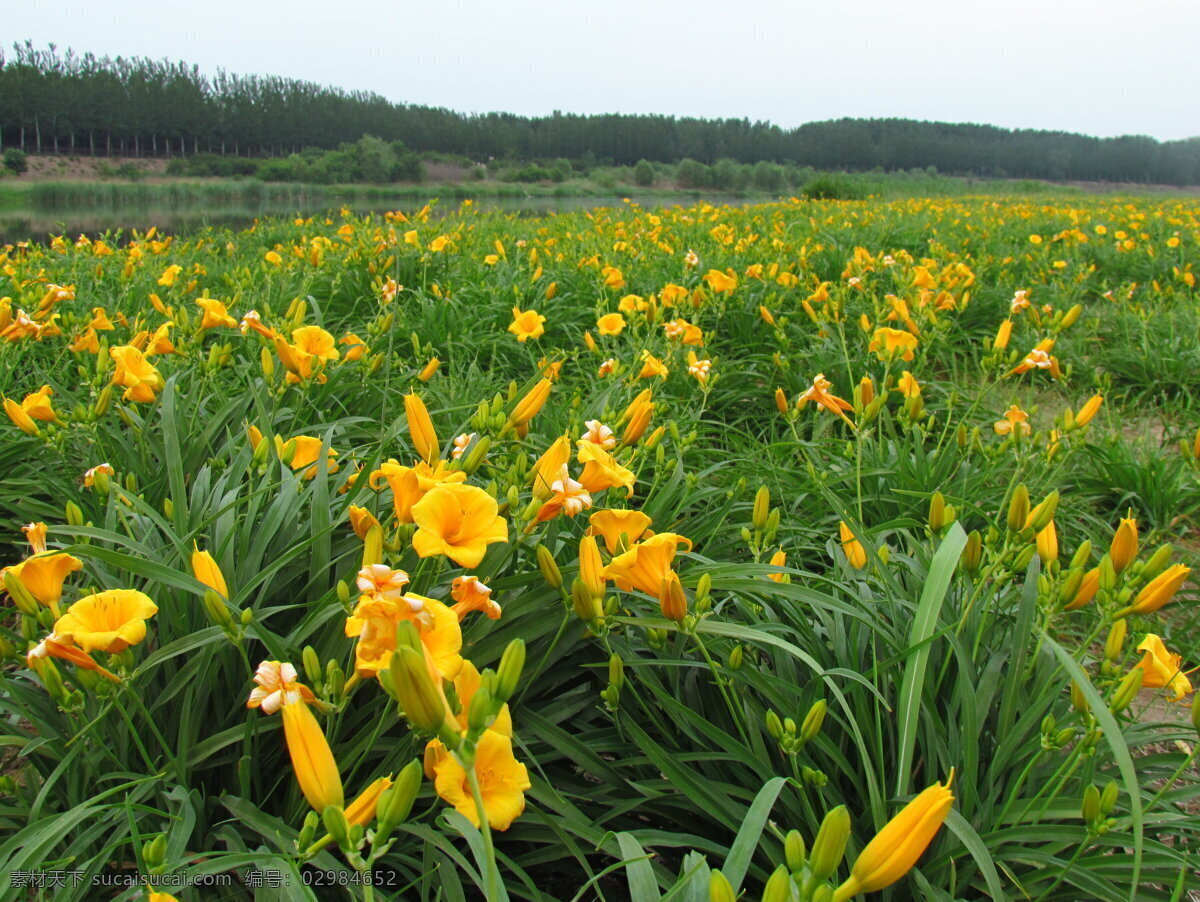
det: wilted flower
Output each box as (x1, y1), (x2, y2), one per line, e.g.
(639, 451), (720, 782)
(581, 419), (617, 450)
(994, 405), (1031, 436)
(450, 575), (501, 620)
(246, 660), (317, 714)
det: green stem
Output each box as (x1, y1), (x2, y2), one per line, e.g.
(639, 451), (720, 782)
(516, 611), (570, 707)
(692, 632), (751, 747)
(467, 764), (501, 900)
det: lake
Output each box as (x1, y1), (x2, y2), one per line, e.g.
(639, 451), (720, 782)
(0, 191), (753, 245)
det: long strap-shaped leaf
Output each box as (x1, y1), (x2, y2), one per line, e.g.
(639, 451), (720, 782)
(895, 523), (967, 797)
(724, 775), (789, 893)
(1040, 633), (1143, 902)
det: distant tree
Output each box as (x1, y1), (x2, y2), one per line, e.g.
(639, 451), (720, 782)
(3, 42), (1198, 185)
(2, 147), (26, 174)
(633, 159), (654, 187)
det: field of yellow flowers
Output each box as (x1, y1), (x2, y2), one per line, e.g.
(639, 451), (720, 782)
(1, 195), (1199, 900)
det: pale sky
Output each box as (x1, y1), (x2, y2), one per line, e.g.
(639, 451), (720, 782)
(9, 0), (1200, 141)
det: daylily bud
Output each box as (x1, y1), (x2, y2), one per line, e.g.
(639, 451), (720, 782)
(303, 645), (323, 688)
(785, 829), (807, 872)
(4, 399), (39, 436)
(579, 535), (605, 600)
(1061, 304), (1082, 328)
(752, 486), (770, 530)
(659, 573), (687, 622)
(65, 501), (84, 527)
(376, 758), (423, 840)
(1028, 491), (1059, 533)
(1071, 680), (1089, 714)
(323, 804), (352, 851)
(508, 378), (553, 431)
(800, 699), (826, 744)
(495, 638), (525, 702)
(1075, 394), (1102, 427)
(417, 358), (440, 382)
(462, 435), (491, 475)
(93, 386), (113, 418)
(762, 865), (791, 902)
(571, 578), (602, 622)
(831, 775), (954, 900)
(809, 805), (851, 882)
(4, 570), (41, 616)
(774, 387), (788, 413)
(1036, 521), (1058, 565)
(1116, 563), (1190, 617)
(191, 544), (229, 599)
(695, 572), (712, 607)
(608, 653), (625, 690)
(1069, 540), (1093, 571)
(536, 544), (563, 590)
(1098, 554), (1117, 591)
(1007, 484), (1030, 533)
(1110, 667), (1143, 713)
(362, 524), (383, 568)
(405, 393), (438, 465)
(1109, 517), (1138, 573)
(202, 589), (235, 631)
(928, 492), (947, 532)
(281, 701), (344, 812)
(709, 870), (736, 902)
(297, 811), (320, 851)
(390, 641), (450, 734)
(1141, 543), (1173, 581)
(1105, 619), (1127, 662)
(1013, 544), (1036, 572)
(1082, 784), (1100, 825)
(766, 709), (784, 740)
(1100, 780), (1119, 816)
(142, 834), (167, 873)
(963, 530), (982, 573)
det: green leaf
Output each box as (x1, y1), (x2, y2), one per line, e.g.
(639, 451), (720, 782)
(895, 523), (967, 795)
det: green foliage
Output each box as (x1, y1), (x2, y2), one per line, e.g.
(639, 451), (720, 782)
(801, 174), (868, 200)
(3, 147), (28, 175)
(0, 195), (1198, 899)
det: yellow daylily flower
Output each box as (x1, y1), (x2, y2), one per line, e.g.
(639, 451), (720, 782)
(411, 484), (509, 569)
(53, 589), (158, 653)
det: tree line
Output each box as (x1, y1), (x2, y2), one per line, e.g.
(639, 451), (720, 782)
(3, 41), (1199, 185)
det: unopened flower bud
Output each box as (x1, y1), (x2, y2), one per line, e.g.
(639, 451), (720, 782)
(536, 544), (563, 590)
(1007, 484), (1030, 533)
(1110, 668), (1143, 713)
(785, 829), (806, 872)
(709, 869), (736, 902)
(762, 865), (791, 902)
(963, 530), (982, 573)
(752, 486), (770, 530)
(495, 638), (525, 702)
(808, 805), (851, 882)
